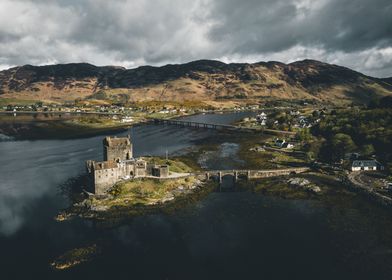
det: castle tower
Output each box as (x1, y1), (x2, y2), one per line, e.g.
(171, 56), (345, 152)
(103, 135), (133, 162)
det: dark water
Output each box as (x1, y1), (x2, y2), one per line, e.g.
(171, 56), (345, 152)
(1, 112), (392, 279)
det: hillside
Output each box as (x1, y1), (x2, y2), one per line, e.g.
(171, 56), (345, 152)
(0, 59), (391, 105)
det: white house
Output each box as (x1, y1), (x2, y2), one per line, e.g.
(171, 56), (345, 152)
(256, 112), (267, 126)
(282, 142), (294, 149)
(351, 160), (383, 172)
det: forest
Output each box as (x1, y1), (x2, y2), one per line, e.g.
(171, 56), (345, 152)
(311, 97), (392, 169)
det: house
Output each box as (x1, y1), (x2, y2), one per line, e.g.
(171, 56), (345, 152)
(256, 112), (267, 126)
(299, 117), (311, 128)
(282, 142), (294, 149)
(351, 160), (383, 172)
(151, 165), (169, 177)
(275, 139), (286, 148)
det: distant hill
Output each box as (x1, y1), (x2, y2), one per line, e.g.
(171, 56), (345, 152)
(0, 59), (391, 105)
(381, 77), (392, 86)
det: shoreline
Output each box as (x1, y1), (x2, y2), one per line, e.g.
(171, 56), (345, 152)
(0, 110), (250, 140)
(345, 173), (392, 208)
(57, 176), (216, 226)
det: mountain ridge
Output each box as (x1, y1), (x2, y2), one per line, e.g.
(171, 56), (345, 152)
(0, 59), (391, 105)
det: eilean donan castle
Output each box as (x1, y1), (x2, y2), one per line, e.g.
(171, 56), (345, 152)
(86, 136), (169, 195)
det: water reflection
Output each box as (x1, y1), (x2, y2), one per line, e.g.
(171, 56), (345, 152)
(0, 112), (254, 236)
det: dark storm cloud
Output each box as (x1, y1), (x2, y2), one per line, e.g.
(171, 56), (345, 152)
(207, 0), (392, 54)
(0, 0), (391, 77)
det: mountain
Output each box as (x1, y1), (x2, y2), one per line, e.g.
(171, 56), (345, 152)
(0, 59), (391, 105)
(381, 77), (392, 86)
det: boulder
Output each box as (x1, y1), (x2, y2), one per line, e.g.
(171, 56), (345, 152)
(90, 205), (109, 212)
(288, 178), (321, 193)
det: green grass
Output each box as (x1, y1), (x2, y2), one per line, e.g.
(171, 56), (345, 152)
(144, 158), (193, 173)
(0, 98), (38, 106)
(65, 117), (127, 129)
(91, 177), (197, 208)
(241, 173), (347, 200)
(242, 177), (312, 199)
(237, 135), (306, 169)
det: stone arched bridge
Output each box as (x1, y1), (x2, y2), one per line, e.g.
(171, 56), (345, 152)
(199, 167), (309, 183)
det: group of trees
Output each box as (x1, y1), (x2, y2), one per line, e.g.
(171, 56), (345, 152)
(295, 128), (312, 142)
(311, 107), (392, 167)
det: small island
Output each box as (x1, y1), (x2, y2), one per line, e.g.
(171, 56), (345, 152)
(57, 132), (315, 225)
(56, 135), (213, 222)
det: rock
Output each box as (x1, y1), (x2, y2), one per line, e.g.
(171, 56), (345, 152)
(55, 212), (73, 222)
(307, 186), (321, 193)
(161, 194), (175, 203)
(90, 205), (109, 212)
(249, 146), (266, 152)
(288, 178), (311, 187)
(288, 178), (321, 193)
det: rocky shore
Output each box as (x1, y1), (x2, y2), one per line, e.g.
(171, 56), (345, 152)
(288, 177), (322, 194)
(56, 176), (213, 223)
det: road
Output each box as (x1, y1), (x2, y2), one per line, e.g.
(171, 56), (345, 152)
(348, 172), (373, 190)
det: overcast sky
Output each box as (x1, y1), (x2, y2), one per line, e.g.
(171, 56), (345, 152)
(0, 0), (391, 77)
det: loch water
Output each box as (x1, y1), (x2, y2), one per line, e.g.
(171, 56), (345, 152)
(1, 112), (392, 280)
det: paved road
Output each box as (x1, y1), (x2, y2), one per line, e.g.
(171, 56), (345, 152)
(348, 172), (373, 190)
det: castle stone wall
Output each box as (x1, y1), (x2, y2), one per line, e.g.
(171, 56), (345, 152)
(93, 166), (121, 195)
(103, 136), (133, 161)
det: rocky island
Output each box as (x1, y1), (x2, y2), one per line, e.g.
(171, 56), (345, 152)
(56, 135), (213, 223)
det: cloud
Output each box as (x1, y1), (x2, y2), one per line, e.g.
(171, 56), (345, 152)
(0, 0), (391, 77)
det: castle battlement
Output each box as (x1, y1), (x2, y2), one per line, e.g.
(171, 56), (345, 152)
(103, 135), (133, 162)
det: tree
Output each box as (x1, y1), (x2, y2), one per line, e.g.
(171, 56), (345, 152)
(361, 144), (375, 157)
(304, 138), (323, 161)
(330, 133), (357, 162)
(296, 128), (312, 142)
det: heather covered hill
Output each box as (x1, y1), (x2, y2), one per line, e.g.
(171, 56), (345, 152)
(0, 59), (391, 105)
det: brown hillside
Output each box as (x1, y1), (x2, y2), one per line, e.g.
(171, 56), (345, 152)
(0, 60), (391, 105)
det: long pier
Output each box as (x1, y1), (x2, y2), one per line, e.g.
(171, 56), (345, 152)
(153, 119), (296, 135)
